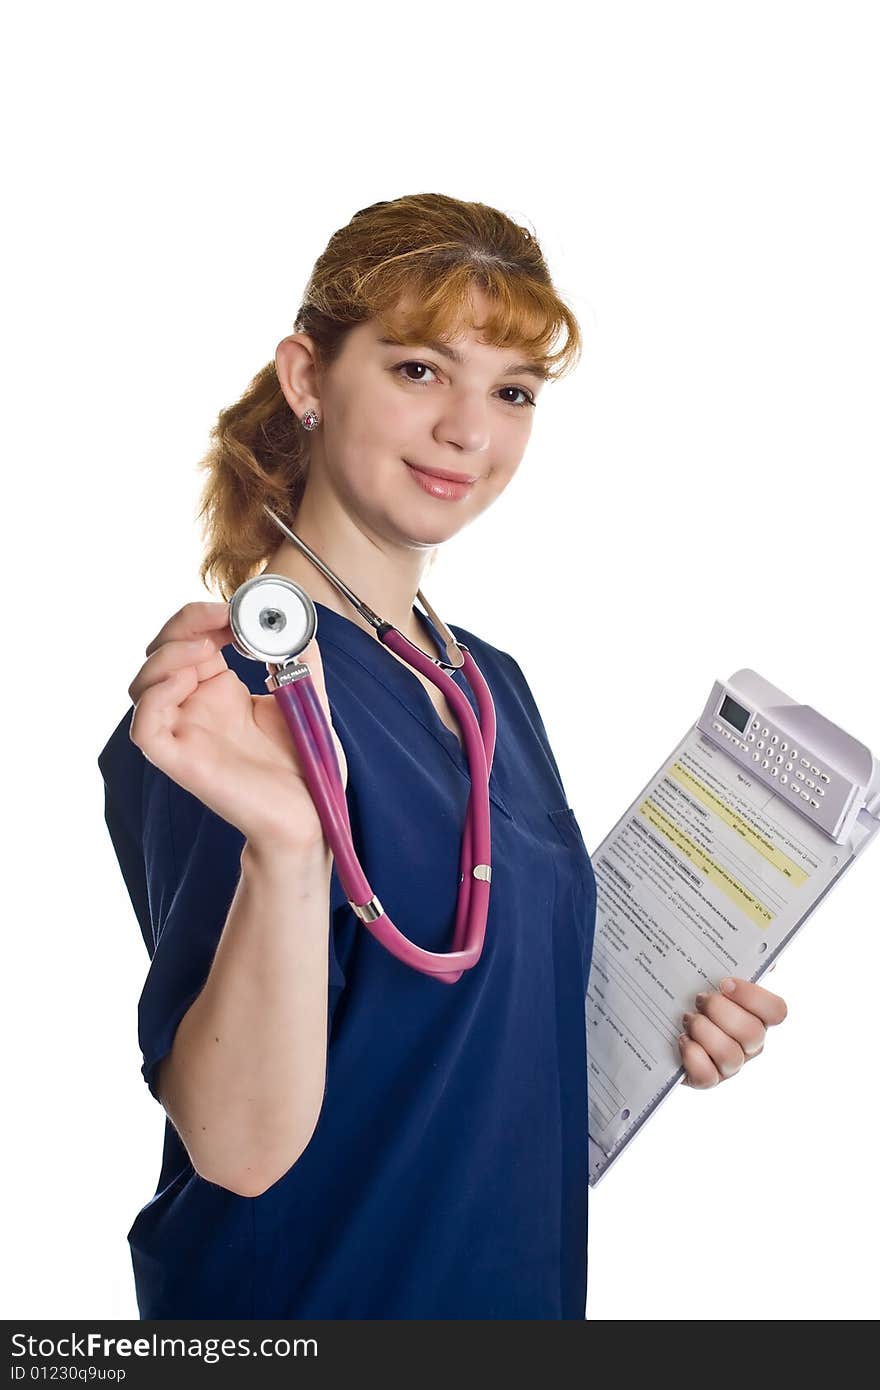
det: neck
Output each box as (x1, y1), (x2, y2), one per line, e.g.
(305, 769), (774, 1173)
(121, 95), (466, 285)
(260, 489), (435, 647)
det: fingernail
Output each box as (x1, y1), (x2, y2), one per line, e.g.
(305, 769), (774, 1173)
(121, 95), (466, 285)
(720, 977), (736, 994)
(678, 1033), (689, 1046)
(695, 992), (708, 1007)
(682, 1013), (692, 1026)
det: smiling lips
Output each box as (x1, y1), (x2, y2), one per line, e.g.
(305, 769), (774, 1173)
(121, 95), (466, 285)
(404, 461), (478, 501)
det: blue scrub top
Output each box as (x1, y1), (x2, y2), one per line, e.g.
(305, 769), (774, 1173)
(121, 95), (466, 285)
(97, 599), (597, 1319)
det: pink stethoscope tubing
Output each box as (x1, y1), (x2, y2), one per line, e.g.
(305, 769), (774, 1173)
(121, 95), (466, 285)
(229, 523), (497, 983)
(273, 630), (496, 982)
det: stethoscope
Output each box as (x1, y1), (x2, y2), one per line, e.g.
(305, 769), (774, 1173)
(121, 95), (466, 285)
(226, 504), (496, 983)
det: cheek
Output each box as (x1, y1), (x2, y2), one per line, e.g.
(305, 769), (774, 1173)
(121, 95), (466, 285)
(334, 383), (412, 450)
(491, 446), (526, 485)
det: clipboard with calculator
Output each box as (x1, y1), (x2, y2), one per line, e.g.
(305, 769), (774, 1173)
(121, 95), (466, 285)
(586, 668), (880, 1187)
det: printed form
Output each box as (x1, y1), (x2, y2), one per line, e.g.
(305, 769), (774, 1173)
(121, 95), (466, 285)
(587, 725), (858, 1183)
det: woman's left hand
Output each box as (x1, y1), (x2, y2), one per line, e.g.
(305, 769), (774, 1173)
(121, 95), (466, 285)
(678, 975), (788, 1088)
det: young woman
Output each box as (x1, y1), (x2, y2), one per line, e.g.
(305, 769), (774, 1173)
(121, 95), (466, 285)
(98, 193), (787, 1319)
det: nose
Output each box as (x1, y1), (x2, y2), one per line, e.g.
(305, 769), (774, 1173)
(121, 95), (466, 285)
(433, 391), (491, 457)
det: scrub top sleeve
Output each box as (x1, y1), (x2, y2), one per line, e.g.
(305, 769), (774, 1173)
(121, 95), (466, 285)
(97, 707), (152, 956)
(134, 752), (347, 1104)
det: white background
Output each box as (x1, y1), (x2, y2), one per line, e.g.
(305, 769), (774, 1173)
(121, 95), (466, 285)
(4, 0), (878, 1322)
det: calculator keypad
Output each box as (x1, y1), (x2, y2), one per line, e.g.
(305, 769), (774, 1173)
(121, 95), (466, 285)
(711, 716), (833, 810)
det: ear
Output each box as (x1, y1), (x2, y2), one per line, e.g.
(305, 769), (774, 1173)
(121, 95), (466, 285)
(275, 332), (322, 418)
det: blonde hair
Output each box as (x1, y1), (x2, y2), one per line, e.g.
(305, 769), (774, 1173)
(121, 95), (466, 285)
(196, 192), (583, 600)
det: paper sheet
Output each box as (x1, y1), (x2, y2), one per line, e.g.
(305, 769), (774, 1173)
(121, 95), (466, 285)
(587, 725), (857, 1183)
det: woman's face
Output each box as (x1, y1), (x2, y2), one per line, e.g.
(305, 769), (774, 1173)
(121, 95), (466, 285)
(278, 288), (547, 551)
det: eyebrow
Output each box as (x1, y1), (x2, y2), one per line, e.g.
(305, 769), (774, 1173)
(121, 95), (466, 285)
(377, 335), (549, 382)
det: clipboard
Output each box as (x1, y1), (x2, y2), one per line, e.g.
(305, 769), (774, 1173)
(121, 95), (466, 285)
(586, 668), (880, 1188)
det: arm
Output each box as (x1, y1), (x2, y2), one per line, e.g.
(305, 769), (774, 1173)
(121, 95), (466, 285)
(156, 835), (335, 1198)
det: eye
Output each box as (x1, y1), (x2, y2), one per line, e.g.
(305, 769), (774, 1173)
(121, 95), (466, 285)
(393, 360), (536, 409)
(497, 384), (536, 409)
(396, 360), (439, 386)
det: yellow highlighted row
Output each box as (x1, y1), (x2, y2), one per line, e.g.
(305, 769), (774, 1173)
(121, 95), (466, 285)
(668, 761), (807, 886)
(638, 797), (774, 928)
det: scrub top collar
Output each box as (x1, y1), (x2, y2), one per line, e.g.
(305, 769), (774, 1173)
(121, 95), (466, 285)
(310, 596), (449, 664)
(307, 599), (511, 818)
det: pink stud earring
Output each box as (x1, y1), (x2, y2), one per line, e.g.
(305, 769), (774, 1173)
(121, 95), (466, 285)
(301, 409), (320, 431)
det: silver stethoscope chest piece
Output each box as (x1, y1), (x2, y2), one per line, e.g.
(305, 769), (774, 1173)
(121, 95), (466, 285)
(228, 573), (317, 665)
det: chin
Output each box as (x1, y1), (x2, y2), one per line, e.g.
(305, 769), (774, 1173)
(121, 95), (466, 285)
(405, 526), (459, 550)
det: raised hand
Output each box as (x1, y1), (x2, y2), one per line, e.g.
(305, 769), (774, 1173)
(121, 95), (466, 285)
(128, 599), (347, 853)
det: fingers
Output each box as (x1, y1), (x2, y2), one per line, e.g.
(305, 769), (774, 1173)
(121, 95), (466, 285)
(677, 977), (786, 1088)
(679, 1012), (746, 1085)
(129, 663), (201, 763)
(689, 989), (767, 1060)
(709, 977), (788, 1028)
(129, 634), (226, 706)
(678, 1034), (722, 1089)
(145, 600), (232, 658)
(131, 600), (234, 706)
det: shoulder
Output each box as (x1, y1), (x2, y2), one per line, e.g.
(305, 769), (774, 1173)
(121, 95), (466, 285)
(446, 620), (535, 708)
(446, 621), (520, 679)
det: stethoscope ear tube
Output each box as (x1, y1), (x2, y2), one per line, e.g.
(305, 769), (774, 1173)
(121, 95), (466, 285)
(230, 569), (497, 981)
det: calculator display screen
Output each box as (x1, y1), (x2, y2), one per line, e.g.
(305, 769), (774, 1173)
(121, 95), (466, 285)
(718, 694), (751, 735)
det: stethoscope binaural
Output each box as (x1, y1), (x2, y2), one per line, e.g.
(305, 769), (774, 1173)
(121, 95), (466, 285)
(226, 504), (496, 983)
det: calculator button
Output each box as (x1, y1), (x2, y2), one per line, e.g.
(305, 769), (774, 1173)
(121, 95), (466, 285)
(785, 761), (793, 771)
(747, 733), (755, 741)
(780, 742), (788, 752)
(809, 798), (819, 808)
(770, 767), (778, 777)
(761, 759), (769, 769)
(796, 771), (805, 780)
(771, 734), (779, 744)
(753, 753), (760, 762)
(780, 775), (788, 784)
(752, 720), (760, 729)
(757, 739), (764, 749)
(801, 757), (810, 767)
(810, 765), (820, 775)
(790, 750), (799, 760)
(762, 728), (769, 737)
(776, 754), (784, 763)
(815, 787), (824, 796)
(820, 772), (830, 783)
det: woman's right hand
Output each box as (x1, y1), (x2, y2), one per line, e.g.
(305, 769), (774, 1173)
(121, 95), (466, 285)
(128, 600), (348, 853)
